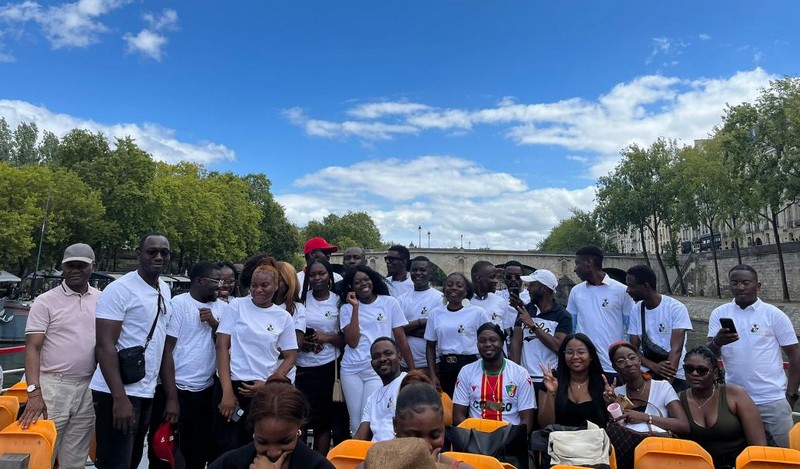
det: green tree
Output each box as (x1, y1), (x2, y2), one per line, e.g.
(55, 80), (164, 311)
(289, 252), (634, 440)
(302, 211), (383, 250)
(12, 122), (39, 166)
(241, 174), (300, 262)
(537, 209), (618, 254)
(0, 118), (12, 163)
(596, 139), (682, 293)
(0, 162), (105, 271)
(37, 130), (60, 165)
(718, 77), (800, 301)
(52, 129), (110, 169)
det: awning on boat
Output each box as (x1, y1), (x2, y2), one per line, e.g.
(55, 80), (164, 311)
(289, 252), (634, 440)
(0, 271), (21, 283)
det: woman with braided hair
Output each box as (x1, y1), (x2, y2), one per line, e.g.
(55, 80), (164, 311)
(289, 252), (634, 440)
(678, 345), (766, 468)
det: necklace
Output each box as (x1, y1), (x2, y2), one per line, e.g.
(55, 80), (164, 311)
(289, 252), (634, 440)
(627, 379), (647, 395)
(570, 379), (589, 389)
(690, 385), (717, 409)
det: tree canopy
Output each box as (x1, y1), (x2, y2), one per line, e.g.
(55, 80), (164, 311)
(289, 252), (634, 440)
(537, 209), (617, 254)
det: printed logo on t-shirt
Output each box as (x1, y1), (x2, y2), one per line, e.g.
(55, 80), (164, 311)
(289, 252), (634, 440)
(506, 384), (517, 397)
(751, 323), (761, 333)
(376, 313), (386, 322)
(386, 396), (394, 409)
(420, 307), (429, 317)
(266, 324), (276, 333)
(658, 323), (666, 333)
(457, 325), (465, 334)
(324, 310), (338, 318)
(602, 299), (609, 308)
(491, 311), (503, 321)
(523, 322), (552, 341)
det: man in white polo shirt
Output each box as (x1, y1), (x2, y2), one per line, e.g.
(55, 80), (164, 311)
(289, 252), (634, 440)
(708, 264), (800, 447)
(148, 261), (225, 469)
(354, 337), (407, 442)
(20, 243), (99, 469)
(91, 232), (174, 469)
(567, 245), (634, 382)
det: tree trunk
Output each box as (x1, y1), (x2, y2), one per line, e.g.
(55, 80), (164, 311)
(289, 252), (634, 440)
(651, 224), (672, 294)
(638, 225), (652, 268)
(731, 216), (743, 265)
(772, 212), (790, 301)
(709, 225), (721, 298)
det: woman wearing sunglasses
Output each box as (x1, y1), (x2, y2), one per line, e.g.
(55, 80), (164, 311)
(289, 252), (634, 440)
(678, 346), (766, 468)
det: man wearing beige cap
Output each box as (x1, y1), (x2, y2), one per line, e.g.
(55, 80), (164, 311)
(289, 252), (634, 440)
(511, 269), (572, 394)
(19, 243), (99, 469)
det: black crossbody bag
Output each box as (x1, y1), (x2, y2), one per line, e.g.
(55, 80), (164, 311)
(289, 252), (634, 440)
(118, 309), (160, 385)
(640, 303), (670, 364)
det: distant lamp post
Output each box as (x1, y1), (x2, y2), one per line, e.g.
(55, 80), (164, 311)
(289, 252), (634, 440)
(418, 226), (422, 248)
(427, 231), (431, 249)
(460, 234), (463, 249)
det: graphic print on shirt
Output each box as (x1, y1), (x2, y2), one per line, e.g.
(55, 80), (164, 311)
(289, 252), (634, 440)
(751, 323), (760, 333)
(478, 373), (505, 420)
(267, 324), (275, 332)
(420, 307), (429, 317)
(602, 299), (609, 308)
(522, 321), (553, 341)
(457, 325), (465, 334)
(376, 313), (386, 322)
(658, 323), (666, 333)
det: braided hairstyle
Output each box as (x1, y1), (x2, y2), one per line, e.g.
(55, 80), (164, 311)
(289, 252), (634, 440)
(684, 345), (725, 384)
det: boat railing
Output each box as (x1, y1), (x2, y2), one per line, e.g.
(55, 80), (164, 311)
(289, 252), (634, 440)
(0, 344), (25, 392)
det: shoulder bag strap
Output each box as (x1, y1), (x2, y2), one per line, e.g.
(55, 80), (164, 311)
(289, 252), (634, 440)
(143, 291), (163, 350)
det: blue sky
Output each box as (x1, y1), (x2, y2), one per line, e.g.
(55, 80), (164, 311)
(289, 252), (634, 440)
(1, 1), (798, 249)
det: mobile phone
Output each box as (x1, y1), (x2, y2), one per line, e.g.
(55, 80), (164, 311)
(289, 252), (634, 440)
(231, 406), (244, 422)
(719, 317), (737, 334)
(304, 327), (316, 338)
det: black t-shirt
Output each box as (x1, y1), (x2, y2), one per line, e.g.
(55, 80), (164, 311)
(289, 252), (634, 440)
(209, 442), (334, 469)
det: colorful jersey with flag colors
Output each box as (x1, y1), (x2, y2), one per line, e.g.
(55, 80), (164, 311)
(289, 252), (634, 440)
(453, 358), (536, 425)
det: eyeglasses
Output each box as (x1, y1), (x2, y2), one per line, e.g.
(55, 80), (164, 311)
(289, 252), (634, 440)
(201, 277), (224, 288)
(143, 248), (171, 257)
(683, 365), (711, 376)
(504, 274), (521, 280)
(384, 256), (404, 263)
(564, 349), (588, 357)
(729, 280), (755, 288)
(614, 354), (640, 366)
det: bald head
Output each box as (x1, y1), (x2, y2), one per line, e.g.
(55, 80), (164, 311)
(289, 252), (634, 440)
(343, 246), (366, 269)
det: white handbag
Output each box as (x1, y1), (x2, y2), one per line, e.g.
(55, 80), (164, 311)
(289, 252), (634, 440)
(547, 421), (611, 468)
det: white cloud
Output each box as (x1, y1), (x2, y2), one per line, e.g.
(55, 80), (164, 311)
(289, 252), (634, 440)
(699, 33), (711, 41)
(123, 9), (178, 61)
(347, 102), (431, 119)
(285, 68), (775, 178)
(123, 29), (167, 60)
(0, 0), (130, 49)
(0, 99), (235, 164)
(277, 156), (596, 250)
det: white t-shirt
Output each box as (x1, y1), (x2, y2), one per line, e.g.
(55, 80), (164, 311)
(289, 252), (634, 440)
(471, 293), (514, 330)
(615, 379), (678, 433)
(298, 293), (341, 368)
(708, 298), (799, 404)
(362, 371), (407, 442)
(90, 271), (172, 398)
(297, 270), (343, 290)
(340, 295), (408, 375)
(216, 298), (298, 382)
(386, 276), (414, 298)
(166, 293), (225, 392)
(519, 303), (573, 381)
(275, 302), (307, 383)
(398, 288), (444, 368)
(453, 359), (536, 425)
(568, 275), (635, 372)
(628, 295), (693, 380)
(424, 304), (491, 356)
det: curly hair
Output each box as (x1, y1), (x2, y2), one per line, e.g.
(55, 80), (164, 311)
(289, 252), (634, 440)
(684, 345), (725, 384)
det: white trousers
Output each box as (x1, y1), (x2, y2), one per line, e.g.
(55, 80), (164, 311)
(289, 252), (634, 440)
(40, 372), (95, 469)
(341, 367), (381, 436)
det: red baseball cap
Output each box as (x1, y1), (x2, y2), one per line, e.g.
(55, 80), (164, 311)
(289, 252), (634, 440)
(152, 422), (177, 469)
(303, 237), (338, 255)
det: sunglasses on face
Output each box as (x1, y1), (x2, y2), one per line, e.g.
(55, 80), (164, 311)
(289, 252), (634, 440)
(384, 256), (403, 262)
(683, 365), (711, 376)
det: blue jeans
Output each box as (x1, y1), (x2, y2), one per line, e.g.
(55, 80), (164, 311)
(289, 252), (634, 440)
(92, 390), (153, 469)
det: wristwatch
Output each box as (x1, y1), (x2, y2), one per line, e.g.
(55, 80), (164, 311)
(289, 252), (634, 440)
(26, 384), (39, 393)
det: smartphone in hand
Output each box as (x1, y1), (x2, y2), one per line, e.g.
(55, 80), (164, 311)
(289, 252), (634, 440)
(719, 317), (737, 334)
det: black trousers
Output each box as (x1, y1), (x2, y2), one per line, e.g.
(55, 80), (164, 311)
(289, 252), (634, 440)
(147, 384), (214, 469)
(92, 390), (152, 469)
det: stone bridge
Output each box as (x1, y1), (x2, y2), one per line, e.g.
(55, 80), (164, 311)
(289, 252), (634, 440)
(331, 248), (648, 299)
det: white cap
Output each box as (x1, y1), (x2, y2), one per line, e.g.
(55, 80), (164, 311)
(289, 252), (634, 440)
(521, 269), (558, 292)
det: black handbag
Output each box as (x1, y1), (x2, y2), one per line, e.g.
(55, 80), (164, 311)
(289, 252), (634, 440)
(446, 423), (529, 469)
(640, 303), (670, 364)
(117, 310), (160, 385)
